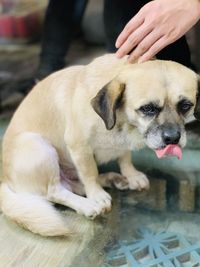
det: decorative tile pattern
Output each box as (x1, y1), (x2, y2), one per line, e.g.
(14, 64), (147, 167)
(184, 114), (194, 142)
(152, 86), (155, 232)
(103, 228), (200, 267)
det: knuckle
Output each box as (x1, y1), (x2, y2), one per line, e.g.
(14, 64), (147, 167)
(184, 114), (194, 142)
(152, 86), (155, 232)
(171, 31), (179, 42)
(128, 36), (136, 46)
(139, 43), (147, 52)
(150, 46), (159, 57)
(124, 21), (136, 34)
(166, 28), (179, 42)
(125, 23), (132, 32)
(142, 2), (152, 12)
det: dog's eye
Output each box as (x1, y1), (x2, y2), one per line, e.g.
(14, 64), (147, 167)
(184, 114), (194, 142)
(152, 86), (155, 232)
(177, 99), (193, 115)
(138, 103), (161, 116)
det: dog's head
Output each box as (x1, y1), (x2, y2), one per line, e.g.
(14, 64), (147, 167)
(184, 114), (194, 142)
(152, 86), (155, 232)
(91, 60), (200, 155)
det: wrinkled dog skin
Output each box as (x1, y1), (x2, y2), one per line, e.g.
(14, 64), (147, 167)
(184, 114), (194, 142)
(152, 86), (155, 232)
(1, 54), (199, 236)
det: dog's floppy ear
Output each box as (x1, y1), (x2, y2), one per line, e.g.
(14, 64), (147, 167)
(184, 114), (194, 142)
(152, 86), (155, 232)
(194, 76), (200, 120)
(91, 79), (125, 130)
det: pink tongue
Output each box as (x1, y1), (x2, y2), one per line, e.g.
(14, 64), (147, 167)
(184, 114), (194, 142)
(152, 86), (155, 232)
(155, 144), (182, 160)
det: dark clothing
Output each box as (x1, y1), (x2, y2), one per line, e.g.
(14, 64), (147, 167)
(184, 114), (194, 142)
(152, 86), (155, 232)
(37, 0), (192, 80)
(37, 0), (88, 80)
(103, 0), (192, 68)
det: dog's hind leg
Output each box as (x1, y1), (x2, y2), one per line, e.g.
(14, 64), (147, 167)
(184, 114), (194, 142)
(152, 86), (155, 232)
(2, 132), (73, 236)
(4, 132), (60, 195)
(13, 133), (107, 219)
(98, 172), (129, 190)
(2, 132), (105, 236)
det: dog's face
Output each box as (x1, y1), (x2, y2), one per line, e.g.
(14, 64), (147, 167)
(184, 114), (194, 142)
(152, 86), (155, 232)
(91, 60), (200, 150)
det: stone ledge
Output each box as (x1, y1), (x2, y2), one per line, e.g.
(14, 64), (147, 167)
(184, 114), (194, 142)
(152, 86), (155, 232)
(121, 171), (198, 213)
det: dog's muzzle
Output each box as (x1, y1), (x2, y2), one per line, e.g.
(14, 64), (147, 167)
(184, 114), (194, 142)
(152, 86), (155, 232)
(145, 122), (184, 160)
(155, 124), (182, 160)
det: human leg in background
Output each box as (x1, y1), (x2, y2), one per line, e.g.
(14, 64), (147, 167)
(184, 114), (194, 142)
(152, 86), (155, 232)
(36, 0), (88, 81)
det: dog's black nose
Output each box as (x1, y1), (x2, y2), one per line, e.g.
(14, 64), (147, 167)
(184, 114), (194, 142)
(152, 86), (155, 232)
(162, 125), (181, 145)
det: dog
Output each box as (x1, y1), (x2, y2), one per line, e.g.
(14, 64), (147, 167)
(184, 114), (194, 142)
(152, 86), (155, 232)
(1, 54), (199, 236)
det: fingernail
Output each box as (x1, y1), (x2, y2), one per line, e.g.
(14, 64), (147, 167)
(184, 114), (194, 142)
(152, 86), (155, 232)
(115, 41), (119, 48)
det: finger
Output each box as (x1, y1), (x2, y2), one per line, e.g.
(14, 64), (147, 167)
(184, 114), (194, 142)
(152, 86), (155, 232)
(115, 15), (144, 49)
(127, 30), (162, 63)
(138, 36), (170, 63)
(116, 23), (153, 58)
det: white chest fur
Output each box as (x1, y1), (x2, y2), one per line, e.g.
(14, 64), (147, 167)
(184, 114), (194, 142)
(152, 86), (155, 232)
(91, 124), (145, 165)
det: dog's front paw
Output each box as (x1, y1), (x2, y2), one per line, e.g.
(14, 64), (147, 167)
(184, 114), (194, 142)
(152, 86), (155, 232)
(128, 171), (150, 191)
(76, 198), (105, 219)
(86, 185), (112, 213)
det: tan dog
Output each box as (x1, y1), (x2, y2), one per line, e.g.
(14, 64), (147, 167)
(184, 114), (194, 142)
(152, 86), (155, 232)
(1, 54), (199, 236)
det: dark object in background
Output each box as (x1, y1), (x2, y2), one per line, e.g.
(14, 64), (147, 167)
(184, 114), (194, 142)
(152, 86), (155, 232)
(37, 0), (193, 81)
(103, 0), (192, 69)
(0, 0), (44, 43)
(36, 0), (88, 80)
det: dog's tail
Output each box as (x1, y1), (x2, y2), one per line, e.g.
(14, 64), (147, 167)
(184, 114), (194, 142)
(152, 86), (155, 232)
(0, 183), (72, 236)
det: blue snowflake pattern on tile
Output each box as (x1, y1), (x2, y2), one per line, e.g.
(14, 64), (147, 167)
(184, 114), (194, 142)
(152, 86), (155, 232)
(102, 227), (200, 267)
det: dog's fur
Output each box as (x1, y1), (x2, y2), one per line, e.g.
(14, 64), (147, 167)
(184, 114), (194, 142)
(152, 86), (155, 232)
(1, 54), (199, 236)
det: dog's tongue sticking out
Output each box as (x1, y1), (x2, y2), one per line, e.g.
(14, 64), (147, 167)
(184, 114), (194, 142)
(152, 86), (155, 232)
(155, 144), (182, 160)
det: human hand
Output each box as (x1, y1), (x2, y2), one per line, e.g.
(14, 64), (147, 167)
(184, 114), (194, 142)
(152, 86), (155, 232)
(115, 0), (200, 63)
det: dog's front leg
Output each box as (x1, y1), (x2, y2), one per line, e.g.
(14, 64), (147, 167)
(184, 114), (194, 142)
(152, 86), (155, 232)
(67, 143), (112, 213)
(118, 151), (150, 191)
